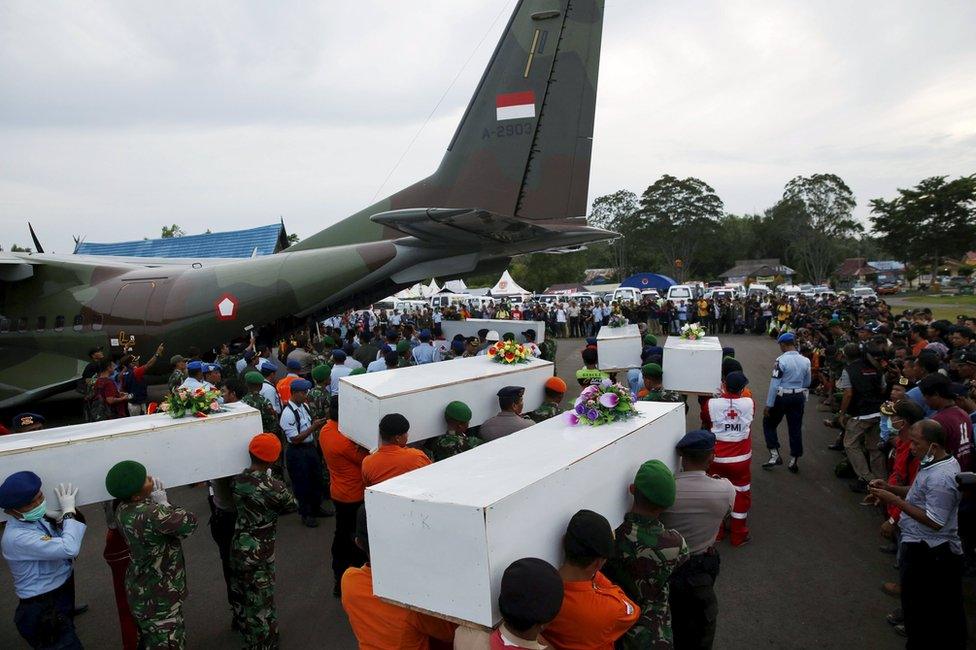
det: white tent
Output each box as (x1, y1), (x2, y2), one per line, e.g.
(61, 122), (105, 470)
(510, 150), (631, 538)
(395, 282), (425, 299)
(443, 279), (467, 294)
(421, 279), (441, 298)
(489, 270), (531, 297)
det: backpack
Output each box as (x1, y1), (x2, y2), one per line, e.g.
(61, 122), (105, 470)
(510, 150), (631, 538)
(84, 377), (113, 422)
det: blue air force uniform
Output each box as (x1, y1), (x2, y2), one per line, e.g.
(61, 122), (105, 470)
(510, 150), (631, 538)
(762, 333), (812, 462)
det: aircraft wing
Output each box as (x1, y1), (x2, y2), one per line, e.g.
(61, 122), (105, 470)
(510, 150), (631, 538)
(0, 346), (88, 409)
(0, 254), (36, 282)
(370, 208), (615, 253)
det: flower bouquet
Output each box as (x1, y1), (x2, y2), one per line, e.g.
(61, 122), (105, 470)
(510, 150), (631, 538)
(566, 379), (638, 426)
(487, 339), (530, 364)
(607, 313), (629, 328)
(679, 323), (706, 340)
(158, 386), (223, 419)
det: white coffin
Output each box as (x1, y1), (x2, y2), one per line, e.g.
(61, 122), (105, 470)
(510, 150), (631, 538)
(366, 401), (684, 627)
(596, 323), (641, 370)
(439, 318), (545, 344)
(0, 403), (262, 518)
(662, 335), (723, 393)
(338, 356), (554, 449)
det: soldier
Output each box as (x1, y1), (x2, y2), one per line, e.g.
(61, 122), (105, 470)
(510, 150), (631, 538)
(107, 460), (198, 648)
(306, 365), (332, 421)
(762, 332), (812, 473)
(527, 377), (567, 423)
(215, 343), (237, 380)
(660, 431), (735, 650)
(638, 363), (682, 403)
(230, 434), (297, 648)
(427, 401), (483, 461)
(603, 459), (689, 649)
(242, 372), (279, 433)
(167, 355), (187, 395)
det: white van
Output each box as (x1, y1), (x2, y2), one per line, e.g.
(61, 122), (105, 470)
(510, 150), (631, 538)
(747, 284), (770, 298)
(612, 287), (641, 303)
(666, 284), (694, 303)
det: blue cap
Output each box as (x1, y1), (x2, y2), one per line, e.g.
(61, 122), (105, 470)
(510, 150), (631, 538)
(205, 363), (221, 374)
(12, 413), (44, 430)
(585, 337), (597, 346)
(259, 360), (276, 373)
(676, 429), (715, 452)
(452, 339), (466, 353)
(332, 350), (347, 362)
(290, 379), (312, 392)
(721, 347), (735, 357)
(286, 359), (302, 371)
(419, 329), (431, 341)
(777, 332), (796, 344)
(187, 360), (203, 372)
(0, 471), (42, 509)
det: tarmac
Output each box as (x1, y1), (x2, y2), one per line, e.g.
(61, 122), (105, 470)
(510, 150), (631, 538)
(1, 333), (971, 648)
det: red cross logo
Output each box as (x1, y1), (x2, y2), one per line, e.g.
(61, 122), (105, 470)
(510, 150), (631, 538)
(725, 408), (738, 420)
(214, 293), (239, 321)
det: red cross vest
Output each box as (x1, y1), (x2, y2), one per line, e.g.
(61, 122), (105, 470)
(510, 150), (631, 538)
(707, 394), (754, 463)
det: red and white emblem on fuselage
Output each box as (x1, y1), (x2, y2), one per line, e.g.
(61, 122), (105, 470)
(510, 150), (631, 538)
(215, 293), (239, 321)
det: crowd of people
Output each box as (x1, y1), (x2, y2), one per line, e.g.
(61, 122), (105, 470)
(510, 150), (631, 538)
(1, 290), (973, 649)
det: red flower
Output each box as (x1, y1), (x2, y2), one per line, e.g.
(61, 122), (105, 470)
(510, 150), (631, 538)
(194, 411), (208, 418)
(504, 352), (515, 362)
(147, 402), (158, 415)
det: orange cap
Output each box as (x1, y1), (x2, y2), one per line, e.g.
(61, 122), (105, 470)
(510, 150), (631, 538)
(248, 433), (282, 463)
(545, 376), (567, 393)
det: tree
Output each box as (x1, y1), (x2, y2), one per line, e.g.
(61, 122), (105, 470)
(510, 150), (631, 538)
(588, 190), (638, 277)
(10, 244), (32, 253)
(870, 175), (976, 279)
(634, 175), (724, 281)
(286, 233), (300, 246)
(160, 224), (185, 238)
(781, 173), (861, 283)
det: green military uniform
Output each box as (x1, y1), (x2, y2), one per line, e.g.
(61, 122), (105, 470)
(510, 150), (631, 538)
(527, 400), (563, 423)
(230, 468), (297, 649)
(242, 392), (278, 433)
(640, 388), (683, 404)
(116, 498), (198, 648)
(427, 430), (484, 461)
(540, 335), (557, 362)
(216, 354), (237, 380)
(306, 385), (330, 421)
(168, 370), (186, 395)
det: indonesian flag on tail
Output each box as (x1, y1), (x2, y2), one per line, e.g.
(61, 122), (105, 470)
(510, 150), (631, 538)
(496, 91), (536, 121)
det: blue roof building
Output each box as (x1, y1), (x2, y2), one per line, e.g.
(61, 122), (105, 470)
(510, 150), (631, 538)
(620, 272), (677, 293)
(74, 223), (290, 259)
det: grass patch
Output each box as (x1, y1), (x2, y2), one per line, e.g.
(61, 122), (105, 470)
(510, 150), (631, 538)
(893, 295), (976, 321)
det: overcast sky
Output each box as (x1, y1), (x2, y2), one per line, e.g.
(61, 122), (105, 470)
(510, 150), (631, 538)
(2, 0), (974, 254)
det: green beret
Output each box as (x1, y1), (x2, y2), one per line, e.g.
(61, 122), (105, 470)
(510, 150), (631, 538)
(311, 364), (332, 382)
(828, 319), (841, 327)
(634, 459), (675, 508)
(444, 400), (472, 423)
(244, 371), (264, 385)
(322, 336), (336, 346)
(643, 334), (658, 346)
(105, 460), (147, 500)
(641, 363), (663, 379)
(349, 367), (366, 376)
(396, 340), (411, 353)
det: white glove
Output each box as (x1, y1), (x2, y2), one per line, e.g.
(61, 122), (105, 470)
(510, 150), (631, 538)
(54, 483), (78, 515)
(150, 477), (170, 506)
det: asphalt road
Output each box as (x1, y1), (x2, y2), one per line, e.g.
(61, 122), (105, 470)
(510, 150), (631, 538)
(1, 334), (969, 649)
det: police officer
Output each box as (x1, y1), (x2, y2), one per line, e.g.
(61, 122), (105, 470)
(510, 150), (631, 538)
(762, 332), (812, 472)
(280, 379), (328, 527)
(0, 472), (86, 649)
(660, 431), (735, 650)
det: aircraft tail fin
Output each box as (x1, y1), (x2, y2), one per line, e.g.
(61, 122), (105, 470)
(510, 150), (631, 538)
(292, 0), (605, 251)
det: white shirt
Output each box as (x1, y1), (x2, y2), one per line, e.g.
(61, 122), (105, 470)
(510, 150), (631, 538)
(330, 364), (353, 395)
(259, 381), (282, 413)
(279, 400), (312, 444)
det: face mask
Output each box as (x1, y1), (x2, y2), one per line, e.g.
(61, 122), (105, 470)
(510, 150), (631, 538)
(20, 499), (47, 522)
(921, 443), (936, 466)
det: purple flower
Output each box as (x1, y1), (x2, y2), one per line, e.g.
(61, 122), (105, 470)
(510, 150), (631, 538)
(599, 392), (619, 408)
(581, 385), (599, 399)
(575, 402), (586, 415)
(565, 411), (580, 425)
(586, 408), (599, 420)
(600, 378), (613, 388)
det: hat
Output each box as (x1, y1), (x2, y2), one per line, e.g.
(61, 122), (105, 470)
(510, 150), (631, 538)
(187, 360), (203, 373)
(522, 329), (537, 341)
(12, 413), (44, 430)
(721, 347), (735, 358)
(105, 460), (147, 500)
(444, 401), (472, 423)
(396, 340), (411, 353)
(259, 360), (277, 373)
(497, 386), (525, 399)
(777, 332), (796, 344)
(486, 330), (500, 342)
(87, 346), (103, 358)
(244, 371), (264, 385)
(641, 363), (663, 379)
(332, 350), (347, 362)
(349, 368), (366, 376)
(311, 365), (331, 382)
(243, 349), (256, 361)
(724, 371), (748, 394)
(419, 329), (431, 341)
(286, 359), (302, 371)
(634, 459), (676, 508)
(204, 363), (221, 374)
(880, 401), (896, 416)
(676, 429), (716, 452)
(451, 339), (466, 353)
(498, 558), (564, 626)
(322, 336), (336, 347)
(564, 509), (614, 559)
(545, 376), (567, 393)
(169, 354), (185, 365)
(0, 471), (42, 509)
(290, 379), (312, 392)
(249, 433), (282, 463)
(477, 328), (489, 338)
(722, 357), (743, 377)
(643, 334), (658, 346)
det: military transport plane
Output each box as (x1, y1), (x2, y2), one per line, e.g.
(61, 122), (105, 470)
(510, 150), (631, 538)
(0, 0), (611, 409)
